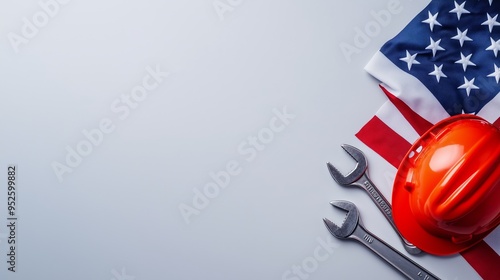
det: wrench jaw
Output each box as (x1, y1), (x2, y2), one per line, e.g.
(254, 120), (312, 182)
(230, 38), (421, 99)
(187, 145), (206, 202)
(323, 218), (343, 238)
(323, 200), (359, 239)
(327, 162), (351, 185)
(327, 144), (368, 185)
(341, 144), (368, 171)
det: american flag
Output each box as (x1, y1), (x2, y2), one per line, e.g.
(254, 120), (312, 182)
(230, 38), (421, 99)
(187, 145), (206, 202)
(357, 0), (500, 279)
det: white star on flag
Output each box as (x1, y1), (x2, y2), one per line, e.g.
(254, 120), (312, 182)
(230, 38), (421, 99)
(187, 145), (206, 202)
(481, 13), (500, 32)
(449, 1), (470, 20)
(455, 52), (476, 71)
(487, 64), (500, 83)
(452, 28), (473, 46)
(486, 37), (500, 57)
(429, 64), (447, 82)
(426, 37), (445, 57)
(458, 76), (479, 96)
(422, 11), (442, 31)
(399, 50), (420, 70)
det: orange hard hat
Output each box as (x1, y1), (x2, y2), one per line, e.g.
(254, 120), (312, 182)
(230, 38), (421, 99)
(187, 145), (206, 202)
(392, 114), (500, 255)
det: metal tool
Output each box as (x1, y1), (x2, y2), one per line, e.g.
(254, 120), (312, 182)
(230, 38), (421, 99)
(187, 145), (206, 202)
(323, 200), (440, 280)
(326, 144), (421, 255)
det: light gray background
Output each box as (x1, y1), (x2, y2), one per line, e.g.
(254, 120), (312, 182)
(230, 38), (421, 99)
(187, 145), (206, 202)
(0, 0), (483, 279)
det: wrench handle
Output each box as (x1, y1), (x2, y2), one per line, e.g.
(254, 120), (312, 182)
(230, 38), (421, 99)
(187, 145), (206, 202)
(358, 174), (394, 221)
(357, 174), (421, 255)
(351, 225), (440, 280)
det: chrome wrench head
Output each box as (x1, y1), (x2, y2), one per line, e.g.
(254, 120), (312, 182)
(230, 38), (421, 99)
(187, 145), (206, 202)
(327, 144), (367, 185)
(326, 144), (423, 255)
(323, 201), (438, 279)
(323, 200), (359, 239)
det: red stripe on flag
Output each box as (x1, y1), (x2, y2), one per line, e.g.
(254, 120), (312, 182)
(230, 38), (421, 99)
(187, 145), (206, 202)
(461, 241), (500, 280)
(379, 85), (434, 136)
(494, 117), (500, 128)
(355, 116), (411, 168)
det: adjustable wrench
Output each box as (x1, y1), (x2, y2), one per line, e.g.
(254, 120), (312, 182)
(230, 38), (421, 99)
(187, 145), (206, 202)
(323, 200), (440, 280)
(327, 144), (421, 255)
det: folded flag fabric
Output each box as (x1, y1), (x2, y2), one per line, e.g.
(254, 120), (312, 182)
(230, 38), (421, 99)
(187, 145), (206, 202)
(357, 0), (500, 279)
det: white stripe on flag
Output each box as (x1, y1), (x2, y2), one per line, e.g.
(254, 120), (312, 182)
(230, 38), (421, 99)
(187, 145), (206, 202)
(375, 101), (420, 144)
(483, 228), (500, 256)
(478, 89), (500, 124)
(364, 51), (450, 124)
